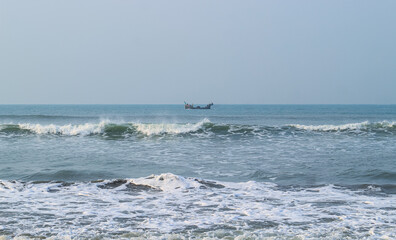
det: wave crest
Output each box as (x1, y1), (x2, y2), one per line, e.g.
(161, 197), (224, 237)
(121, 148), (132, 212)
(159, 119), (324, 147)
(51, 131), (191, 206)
(0, 120), (395, 137)
(289, 121), (396, 132)
(19, 122), (107, 136)
(0, 119), (212, 137)
(134, 118), (210, 136)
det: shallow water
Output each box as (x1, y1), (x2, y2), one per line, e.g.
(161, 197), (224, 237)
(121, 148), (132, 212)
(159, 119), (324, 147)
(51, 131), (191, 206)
(0, 104), (395, 239)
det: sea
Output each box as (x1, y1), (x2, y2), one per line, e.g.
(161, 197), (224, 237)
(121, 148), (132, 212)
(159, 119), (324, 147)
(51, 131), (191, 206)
(0, 104), (395, 239)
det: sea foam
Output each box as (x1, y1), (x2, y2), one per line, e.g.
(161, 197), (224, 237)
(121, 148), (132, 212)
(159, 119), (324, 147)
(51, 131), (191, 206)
(289, 121), (396, 132)
(0, 120), (395, 137)
(0, 173), (395, 239)
(18, 121), (108, 136)
(13, 119), (210, 136)
(133, 118), (210, 136)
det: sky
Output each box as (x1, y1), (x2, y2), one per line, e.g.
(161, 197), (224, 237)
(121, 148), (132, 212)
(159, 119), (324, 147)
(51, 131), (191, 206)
(0, 0), (395, 104)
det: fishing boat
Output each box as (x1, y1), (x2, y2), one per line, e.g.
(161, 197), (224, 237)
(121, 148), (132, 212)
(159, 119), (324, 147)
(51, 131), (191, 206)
(184, 102), (213, 109)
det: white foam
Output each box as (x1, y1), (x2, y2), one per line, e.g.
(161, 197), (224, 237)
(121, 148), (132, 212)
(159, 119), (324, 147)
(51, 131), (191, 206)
(1, 174), (396, 239)
(132, 118), (210, 135)
(375, 121), (396, 128)
(290, 121), (370, 131)
(13, 119), (211, 136)
(18, 121), (109, 136)
(132, 173), (201, 191)
(289, 121), (396, 132)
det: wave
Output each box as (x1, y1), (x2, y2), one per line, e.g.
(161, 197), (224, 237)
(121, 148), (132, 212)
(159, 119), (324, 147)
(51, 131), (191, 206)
(289, 121), (396, 132)
(18, 122), (107, 135)
(133, 119), (210, 135)
(0, 118), (252, 137)
(0, 119), (210, 136)
(1, 173), (396, 239)
(0, 120), (395, 137)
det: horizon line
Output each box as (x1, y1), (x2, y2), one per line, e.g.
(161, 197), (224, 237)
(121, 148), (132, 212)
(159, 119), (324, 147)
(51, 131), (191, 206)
(0, 103), (395, 105)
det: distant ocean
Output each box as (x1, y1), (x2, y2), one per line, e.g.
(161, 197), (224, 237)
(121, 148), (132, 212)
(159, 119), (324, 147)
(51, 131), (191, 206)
(1, 104), (395, 239)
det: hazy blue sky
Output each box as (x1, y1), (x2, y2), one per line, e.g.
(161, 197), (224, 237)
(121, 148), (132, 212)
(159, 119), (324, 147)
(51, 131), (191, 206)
(1, 0), (395, 104)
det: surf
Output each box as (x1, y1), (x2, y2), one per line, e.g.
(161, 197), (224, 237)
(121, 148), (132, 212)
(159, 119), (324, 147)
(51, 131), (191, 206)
(0, 120), (395, 137)
(289, 121), (396, 132)
(1, 173), (396, 239)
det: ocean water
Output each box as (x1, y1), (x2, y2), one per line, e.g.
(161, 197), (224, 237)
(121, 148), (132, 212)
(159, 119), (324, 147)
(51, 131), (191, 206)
(0, 104), (395, 239)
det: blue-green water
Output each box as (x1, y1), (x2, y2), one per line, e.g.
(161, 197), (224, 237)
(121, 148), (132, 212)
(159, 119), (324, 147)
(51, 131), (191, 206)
(1, 105), (395, 239)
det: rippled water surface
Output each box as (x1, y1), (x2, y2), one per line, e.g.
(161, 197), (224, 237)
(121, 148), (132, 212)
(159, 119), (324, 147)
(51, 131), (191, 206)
(0, 104), (395, 239)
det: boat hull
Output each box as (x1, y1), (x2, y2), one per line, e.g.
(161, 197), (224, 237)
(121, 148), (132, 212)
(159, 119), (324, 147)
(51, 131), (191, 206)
(184, 103), (213, 109)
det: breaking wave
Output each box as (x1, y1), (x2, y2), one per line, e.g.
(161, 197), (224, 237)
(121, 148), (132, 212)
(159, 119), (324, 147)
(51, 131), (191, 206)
(0, 119), (211, 137)
(0, 120), (395, 137)
(133, 119), (210, 135)
(1, 173), (396, 239)
(289, 121), (396, 132)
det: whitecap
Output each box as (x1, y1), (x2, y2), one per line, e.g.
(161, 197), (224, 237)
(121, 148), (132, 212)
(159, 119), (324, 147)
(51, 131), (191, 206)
(289, 121), (396, 132)
(18, 121), (109, 136)
(132, 118), (210, 136)
(289, 121), (369, 131)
